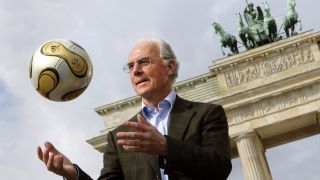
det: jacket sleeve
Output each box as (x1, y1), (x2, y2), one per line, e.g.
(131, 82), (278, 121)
(163, 105), (232, 179)
(73, 164), (93, 180)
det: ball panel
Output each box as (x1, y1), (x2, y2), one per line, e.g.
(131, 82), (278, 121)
(63, 40), (93, 77)
(41, 41), (88, 78)
(30, 52), (63, 90)
(47, 61), (89, 101)
(61, 86), (87, 101)
(55, 39), (93, 80)
(38, 69), (59, 98)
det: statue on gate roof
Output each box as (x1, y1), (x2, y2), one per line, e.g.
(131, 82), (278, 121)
(243, 0), (270, 47)
(211, 22), (239, 56)
(262, 1), (279, 42)
(283, 0), (302, 37)
(211, 0), (303, 57)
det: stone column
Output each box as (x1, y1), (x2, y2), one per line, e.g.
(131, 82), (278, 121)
(235, 132), (272, 180)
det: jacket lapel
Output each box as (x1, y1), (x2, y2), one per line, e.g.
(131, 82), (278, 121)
(168, 96), (195, 140)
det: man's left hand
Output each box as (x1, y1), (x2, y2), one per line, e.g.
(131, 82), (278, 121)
(116, 114), (167, 156)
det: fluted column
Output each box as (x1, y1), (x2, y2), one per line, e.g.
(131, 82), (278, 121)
(235, 132), (272, 180)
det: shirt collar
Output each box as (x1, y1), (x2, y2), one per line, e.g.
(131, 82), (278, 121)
(141, 90), (176, 118)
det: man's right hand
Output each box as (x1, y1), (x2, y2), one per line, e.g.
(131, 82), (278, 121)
(37, 141), (77, 180)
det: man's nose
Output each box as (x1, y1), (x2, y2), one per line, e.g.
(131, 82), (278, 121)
(132, 63), (142, 75)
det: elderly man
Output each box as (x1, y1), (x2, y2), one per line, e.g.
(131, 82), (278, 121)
(38, 38), (232, 180)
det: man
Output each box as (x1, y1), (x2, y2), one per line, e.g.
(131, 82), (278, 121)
(38, 38), (232, 180)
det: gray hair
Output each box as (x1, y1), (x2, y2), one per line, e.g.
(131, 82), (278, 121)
(138, 38), (179, 82)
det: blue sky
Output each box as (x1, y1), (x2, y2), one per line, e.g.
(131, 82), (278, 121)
(0, 0), (319, 179)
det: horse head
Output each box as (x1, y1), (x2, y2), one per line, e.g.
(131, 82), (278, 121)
(212, 22), (223, 34)
(263, 1), (270, 11)
(262, 1), (270, 16)
(287, 0), (296, 11)
(263, 1), (276, 21)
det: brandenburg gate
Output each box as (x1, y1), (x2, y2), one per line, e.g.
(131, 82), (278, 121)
(87, 30), (320, 179)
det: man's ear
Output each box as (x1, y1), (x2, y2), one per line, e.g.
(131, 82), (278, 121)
(167, 60), (176, 76)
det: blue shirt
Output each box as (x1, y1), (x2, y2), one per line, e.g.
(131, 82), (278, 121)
(141, 90), (176, 180)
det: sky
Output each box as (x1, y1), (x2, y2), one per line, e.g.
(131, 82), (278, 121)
(0, 0), (319, 179)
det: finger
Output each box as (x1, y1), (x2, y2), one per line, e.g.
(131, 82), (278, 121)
(43, 148), (50, 164)
(123, 121), (147, 132)
(117, 139), (143, 146)
(123, 145), (142, 152)
(44, 141), (60, 154)
(116, 132), (144, 140)
(47, 153), (54, 171)
(37, 146), (44, 161)
(137, 114), (150, 126)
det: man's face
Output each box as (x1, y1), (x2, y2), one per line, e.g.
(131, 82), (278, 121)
(128, 41), (174, 101)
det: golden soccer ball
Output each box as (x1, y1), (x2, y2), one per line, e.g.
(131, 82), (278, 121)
(29, 39), (93, 101)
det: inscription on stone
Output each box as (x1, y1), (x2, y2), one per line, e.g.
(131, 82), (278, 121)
(224, 47), (315, 87)
(226, 82), (320, 125)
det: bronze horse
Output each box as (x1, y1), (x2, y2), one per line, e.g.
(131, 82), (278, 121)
(283, 0), (302, 37)
(263, 1), (278, 42)
(212, 22), (239, 56)
(236, 13), (255, 50)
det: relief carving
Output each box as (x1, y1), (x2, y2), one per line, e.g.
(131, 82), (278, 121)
(261, 99), (278, 114)
(304, 83), (320, 101)
(241, 109), (253, 119)
(227, 82), (320, 125)
(282, 91), (300, 108)
(224, 47), (315, 87)
(225, 65), (260, 87)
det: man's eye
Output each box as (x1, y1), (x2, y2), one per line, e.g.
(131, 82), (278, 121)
(140, 60), (150, 66)
(127, 63), (134, 70)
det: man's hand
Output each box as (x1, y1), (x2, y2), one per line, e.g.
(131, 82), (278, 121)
(116, 114), (167, 155)
(37, 141), (77, 180)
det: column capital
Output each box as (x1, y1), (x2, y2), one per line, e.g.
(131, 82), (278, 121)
(235, 130), (258, 141)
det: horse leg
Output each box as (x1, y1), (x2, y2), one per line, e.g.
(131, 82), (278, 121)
(291, 23), (296, 36)
(221, 45), (226, 56)
(234, 45), (239, 54)
(284, 25), (290, 38)
(250, 33), (256, 48)
(240, 34), (248, 49)
(271, 20), (278, 41)
(232, 38), (239, 54)
(265, 24), (271, 42)
(283, 17), (290, 38)
(298, 18), (302, 31)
